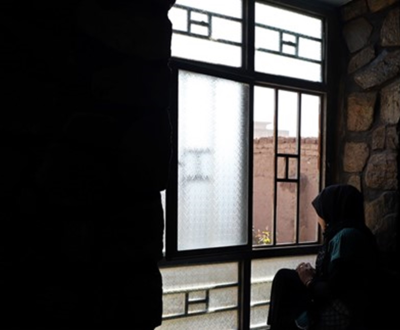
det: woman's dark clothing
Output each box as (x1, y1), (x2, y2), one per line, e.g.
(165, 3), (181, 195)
(267, 268), (312, 330)
(267, 184), (378, 330)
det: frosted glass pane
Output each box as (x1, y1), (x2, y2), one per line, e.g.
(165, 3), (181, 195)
(253, 86), (275, 247)
(276, 182), (297, 244)
(161, 263), (238, 292)
(299, 94), (321, 243)
(209, 287), (237, 310)
(178, 71), (249, 251)
(159, 263), (239, 330)
(157, 311), (237, 330)
(169, 0), (242, 67)
(250, 305), (269, 329)
(163, 293), (186, 317)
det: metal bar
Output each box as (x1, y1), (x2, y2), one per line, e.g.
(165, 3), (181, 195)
(296, 92), (302, 244)
(255, 47), (321, 64)
(174, 4), (242, 23)
(255, 22), (322, 42)
(273, 88), (279, 246)
(173, 30), (242, 47)
(239, 258), (252, 330)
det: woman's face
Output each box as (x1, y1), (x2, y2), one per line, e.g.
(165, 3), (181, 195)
(317, 216), (326, 232)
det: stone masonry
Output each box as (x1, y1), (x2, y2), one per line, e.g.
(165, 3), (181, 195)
(341, 0), (399, 255)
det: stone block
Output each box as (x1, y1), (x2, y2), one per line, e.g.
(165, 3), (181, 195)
(354, 50), (400, 89)
(367, 0), (399, 13)
(386, 126), (399, 150)
(348, 46), (375, 73)
(341, 0), (368, 21)
(381, 78), (400, 124)
(343, 142), (370, 172)
(343, 18), (373, 53)
(372, 125), (386, 150)
(347, 92), (376, 131)
(381, 7), (400, 46)
(365, 152), (398, 189)
(347, 174), (362, 191)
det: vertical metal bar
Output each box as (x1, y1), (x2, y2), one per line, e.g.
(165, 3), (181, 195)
(239, 258), (252, 330)
(207, 13), (212, 38)
(187, 8), (191, 33)
(296, 92), (302, 244)
(285, 156), (289, 179)
(248, 81), (254, 249)
(273, 88), (279, 246)
(165, 66), (179, 260)
(244, 0), (255, 71)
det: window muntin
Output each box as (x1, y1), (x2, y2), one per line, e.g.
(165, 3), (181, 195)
(255, 2), (324, 81)
(169, 0), (243, 67)
(177, 70), (250, 251)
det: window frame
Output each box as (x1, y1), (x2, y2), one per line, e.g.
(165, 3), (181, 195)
(165, 0), (338, 262)
(160, 1), (341, 329)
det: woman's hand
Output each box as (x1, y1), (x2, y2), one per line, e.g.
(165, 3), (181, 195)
(296, 262), (316, 287)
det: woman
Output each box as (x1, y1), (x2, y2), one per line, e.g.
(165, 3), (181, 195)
(267, 184), (378, 330)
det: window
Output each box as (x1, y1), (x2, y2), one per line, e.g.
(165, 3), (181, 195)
(159, 1), (335, 329)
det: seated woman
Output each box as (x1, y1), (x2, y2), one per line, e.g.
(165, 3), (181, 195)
(267, 184), (378, 330)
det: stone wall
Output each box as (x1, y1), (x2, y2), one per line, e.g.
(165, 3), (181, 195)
(340, 0), (399, 255)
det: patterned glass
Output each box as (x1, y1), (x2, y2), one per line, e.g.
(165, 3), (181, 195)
(158, 263), (239, 330)
(178, 70), (249, 251)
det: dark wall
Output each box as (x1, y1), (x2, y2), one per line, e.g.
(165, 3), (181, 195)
(0, 1), (174, 328)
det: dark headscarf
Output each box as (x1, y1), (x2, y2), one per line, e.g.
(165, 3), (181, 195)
(312, 184), (368, 241)
(311, 184), (376, 275)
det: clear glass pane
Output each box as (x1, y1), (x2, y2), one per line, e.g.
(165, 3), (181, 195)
(255, 2), (323, 82)
(289, 157), (298, 179)
(159, 263), (238, 330)
(255, 27), (280, 51)
(175, 0), (242, 18)
(299, 38), (322, 61)
(255, 52), (322, 82)
(255, 3), (322, 38)
(253, 86), (275, 246)
(276, 182), (297, 244)
(212, 17), (242, 43)
(277, 90), (298, 154)
(299, 94), (321, 243)
(169, 0), (242, 67)
(178, 71), (249, 251)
